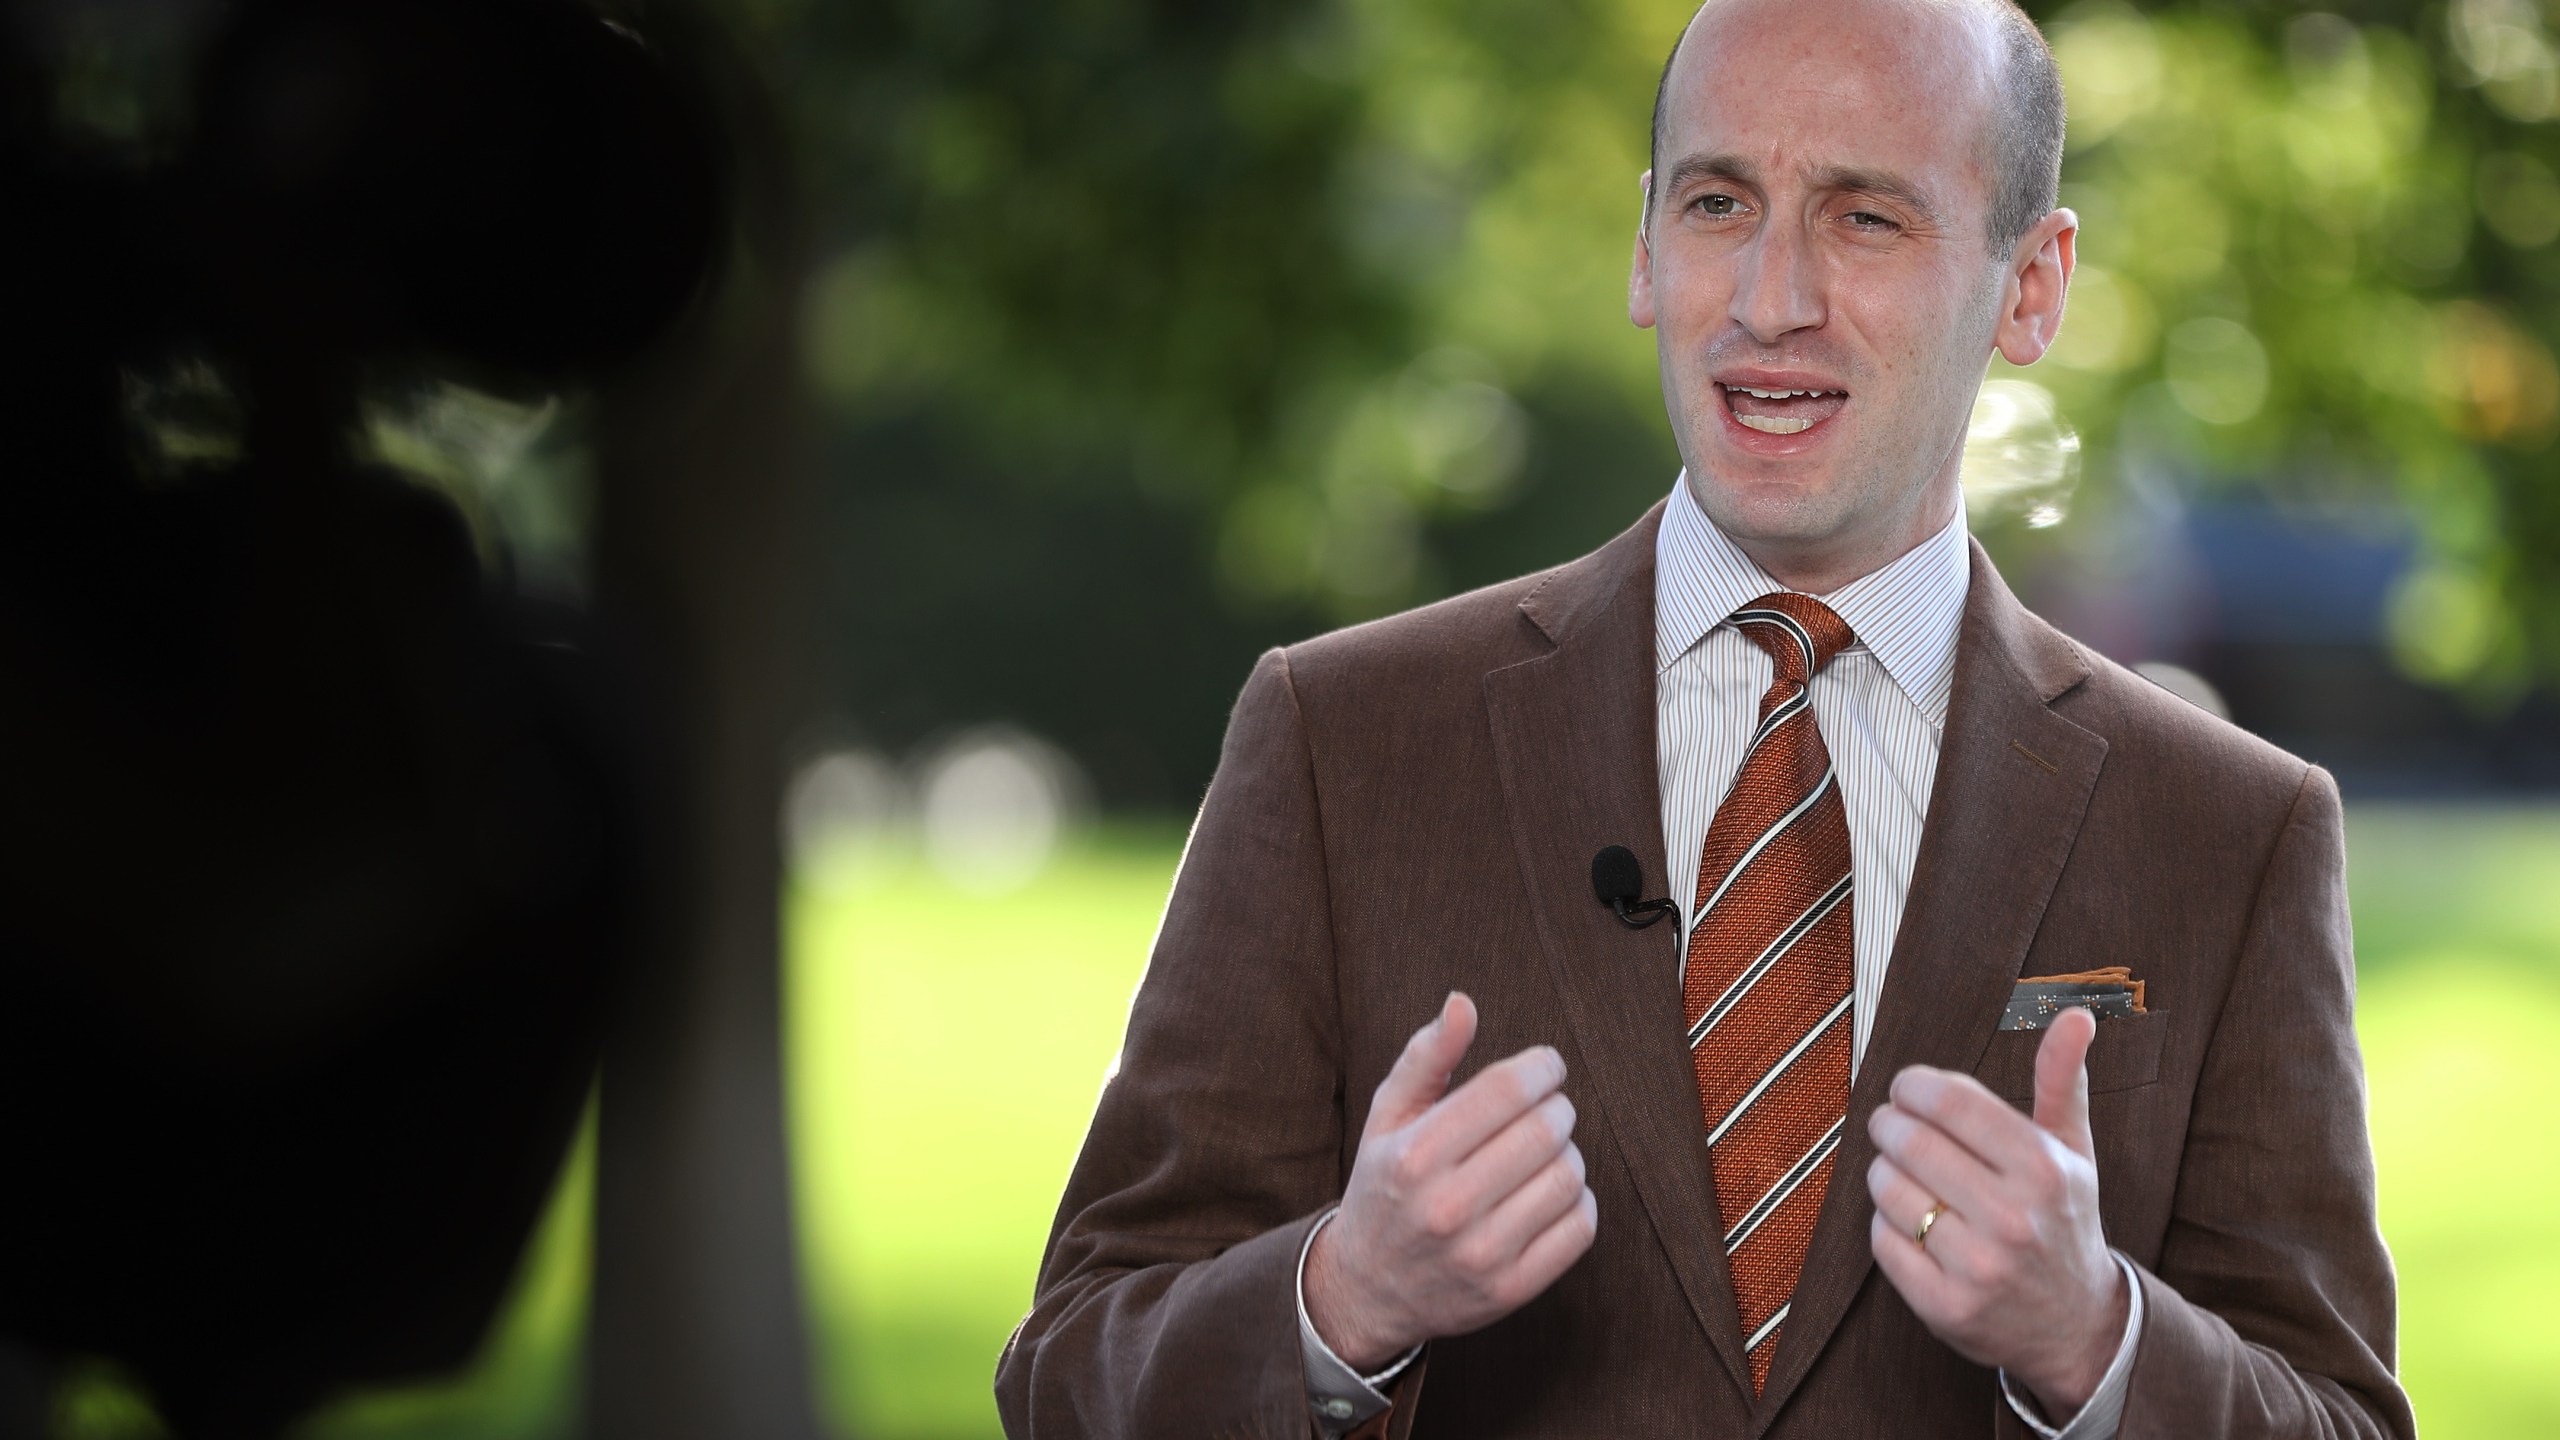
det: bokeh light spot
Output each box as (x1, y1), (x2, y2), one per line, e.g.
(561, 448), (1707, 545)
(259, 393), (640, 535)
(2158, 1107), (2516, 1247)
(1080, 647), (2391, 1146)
(2164, 317), (2271, 426)
(1963, 379), (2081, 527)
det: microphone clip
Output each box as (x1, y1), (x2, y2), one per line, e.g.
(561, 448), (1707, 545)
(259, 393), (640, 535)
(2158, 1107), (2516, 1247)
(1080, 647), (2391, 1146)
(1589, 844), (1680, 931)
(1609, 895), (1680, 929)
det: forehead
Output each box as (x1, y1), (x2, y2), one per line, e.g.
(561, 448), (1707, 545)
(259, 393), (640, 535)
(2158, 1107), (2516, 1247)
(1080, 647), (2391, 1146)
(1662, 0), (2000, 200)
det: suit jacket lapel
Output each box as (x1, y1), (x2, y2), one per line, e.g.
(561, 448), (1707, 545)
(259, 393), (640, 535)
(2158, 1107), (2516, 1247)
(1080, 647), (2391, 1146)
(1752, 540), (2109, 1427)
(1481, 502), (1758, 1396)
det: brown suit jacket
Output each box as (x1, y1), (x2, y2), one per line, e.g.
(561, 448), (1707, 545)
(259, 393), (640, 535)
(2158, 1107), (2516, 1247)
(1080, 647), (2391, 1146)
(995, 504), (2415, 1438)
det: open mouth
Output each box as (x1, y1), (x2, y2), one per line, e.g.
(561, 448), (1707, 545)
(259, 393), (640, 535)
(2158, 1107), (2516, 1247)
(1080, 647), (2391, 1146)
(1720, 383), (1848, 436)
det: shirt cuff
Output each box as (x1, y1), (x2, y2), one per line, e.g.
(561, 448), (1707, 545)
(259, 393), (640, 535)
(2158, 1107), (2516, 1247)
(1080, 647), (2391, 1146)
(1297, 1208), (1422, 1437)
(1999, 1251), (2144, 1440)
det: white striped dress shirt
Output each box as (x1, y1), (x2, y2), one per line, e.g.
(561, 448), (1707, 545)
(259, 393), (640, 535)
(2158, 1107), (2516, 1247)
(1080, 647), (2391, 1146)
(1656, 476), (1967, 1073)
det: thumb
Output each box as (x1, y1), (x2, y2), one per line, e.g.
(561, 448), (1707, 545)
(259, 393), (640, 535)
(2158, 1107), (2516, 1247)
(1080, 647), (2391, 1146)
(1367, 992), (1477, 1137)
(2032, 1005), (2097, 1159)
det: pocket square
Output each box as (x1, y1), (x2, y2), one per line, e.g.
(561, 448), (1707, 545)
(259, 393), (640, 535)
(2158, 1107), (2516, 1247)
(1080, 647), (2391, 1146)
(2002, 967), (2147, 1031)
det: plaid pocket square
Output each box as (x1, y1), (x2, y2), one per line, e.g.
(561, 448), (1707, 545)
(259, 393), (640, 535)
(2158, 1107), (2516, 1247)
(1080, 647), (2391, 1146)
(2002, 967), (2147, 1031)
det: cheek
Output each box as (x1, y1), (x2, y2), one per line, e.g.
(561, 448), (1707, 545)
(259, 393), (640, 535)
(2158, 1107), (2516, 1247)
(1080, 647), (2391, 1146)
(1650, 246), (1740, 329)
(1836, 277), (1995, 405)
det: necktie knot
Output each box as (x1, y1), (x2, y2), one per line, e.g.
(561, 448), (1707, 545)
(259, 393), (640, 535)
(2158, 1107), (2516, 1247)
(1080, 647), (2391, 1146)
(1729, 592), (1854, 685)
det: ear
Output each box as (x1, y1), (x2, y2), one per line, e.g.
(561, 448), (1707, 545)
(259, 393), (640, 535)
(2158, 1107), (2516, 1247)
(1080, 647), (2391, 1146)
(1630, 169), (1660, 330)
(1992, 208), (2077, 366)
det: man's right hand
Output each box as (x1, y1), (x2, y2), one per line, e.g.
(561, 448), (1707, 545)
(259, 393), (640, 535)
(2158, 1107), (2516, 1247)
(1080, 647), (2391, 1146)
(1302, 992), (1599, 1370)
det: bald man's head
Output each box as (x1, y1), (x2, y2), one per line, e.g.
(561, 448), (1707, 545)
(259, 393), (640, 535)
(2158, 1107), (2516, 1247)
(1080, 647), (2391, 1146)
(1648, 0), (2064, 252)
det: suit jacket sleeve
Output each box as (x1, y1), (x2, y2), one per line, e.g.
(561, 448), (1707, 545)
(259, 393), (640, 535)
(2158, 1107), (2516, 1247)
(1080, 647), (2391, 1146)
(994, 648), (1364, 1439)
(2115, 766), (2417, 1439)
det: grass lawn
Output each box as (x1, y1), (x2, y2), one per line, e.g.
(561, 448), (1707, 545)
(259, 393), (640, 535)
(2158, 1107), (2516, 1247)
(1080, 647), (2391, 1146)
(2342, 805), (2560, 1437)
(783, 825), (1192, 1439)
(289, 803), (2560, 1439)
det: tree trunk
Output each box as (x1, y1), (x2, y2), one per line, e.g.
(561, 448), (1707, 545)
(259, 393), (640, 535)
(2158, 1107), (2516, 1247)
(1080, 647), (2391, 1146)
(584, 148), (822, 1440)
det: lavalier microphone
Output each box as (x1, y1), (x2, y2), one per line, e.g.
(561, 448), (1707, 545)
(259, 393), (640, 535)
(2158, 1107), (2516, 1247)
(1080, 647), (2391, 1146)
(1590, 845), (1679, 929)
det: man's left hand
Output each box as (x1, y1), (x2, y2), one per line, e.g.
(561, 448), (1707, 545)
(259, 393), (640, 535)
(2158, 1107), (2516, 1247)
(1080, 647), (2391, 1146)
(1865, 1007), (2128, 1420)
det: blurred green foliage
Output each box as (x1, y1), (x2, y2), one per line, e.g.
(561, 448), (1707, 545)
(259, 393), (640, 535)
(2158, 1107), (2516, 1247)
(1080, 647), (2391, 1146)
(718, 0), (2560, 803)
(2022, 1), (2560, 707)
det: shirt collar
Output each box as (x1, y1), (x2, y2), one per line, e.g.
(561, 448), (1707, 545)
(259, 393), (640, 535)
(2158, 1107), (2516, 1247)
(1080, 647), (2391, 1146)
(1654, 473), (1971, 727)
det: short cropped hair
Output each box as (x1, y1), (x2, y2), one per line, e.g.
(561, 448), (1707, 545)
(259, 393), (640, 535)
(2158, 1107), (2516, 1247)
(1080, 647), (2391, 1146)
(1647, 0), (2066, 252)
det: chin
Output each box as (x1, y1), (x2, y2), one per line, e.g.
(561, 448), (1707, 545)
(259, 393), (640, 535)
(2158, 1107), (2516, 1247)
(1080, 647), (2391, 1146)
(1687, 469), (1856, 547)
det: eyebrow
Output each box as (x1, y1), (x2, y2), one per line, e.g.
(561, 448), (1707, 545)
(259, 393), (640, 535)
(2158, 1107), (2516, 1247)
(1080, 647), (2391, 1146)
(1658, 152), (1947, 228)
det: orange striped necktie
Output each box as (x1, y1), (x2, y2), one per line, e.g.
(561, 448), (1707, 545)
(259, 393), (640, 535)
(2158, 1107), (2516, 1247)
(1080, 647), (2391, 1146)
(1682, 591), (1857, 1394)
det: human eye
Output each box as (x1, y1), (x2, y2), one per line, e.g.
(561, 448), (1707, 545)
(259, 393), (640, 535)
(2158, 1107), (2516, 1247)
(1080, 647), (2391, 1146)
(1692, 190), (1749, 219)
(1839, 207), (1900, 233)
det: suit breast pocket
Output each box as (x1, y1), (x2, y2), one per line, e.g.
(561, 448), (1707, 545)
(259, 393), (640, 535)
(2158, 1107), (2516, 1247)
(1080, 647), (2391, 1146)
(1972, 1011), (2168, 1102)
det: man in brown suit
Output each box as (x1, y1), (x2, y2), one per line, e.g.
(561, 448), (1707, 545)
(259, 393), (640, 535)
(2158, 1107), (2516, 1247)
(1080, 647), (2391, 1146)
(995, 0), (2416, 1435)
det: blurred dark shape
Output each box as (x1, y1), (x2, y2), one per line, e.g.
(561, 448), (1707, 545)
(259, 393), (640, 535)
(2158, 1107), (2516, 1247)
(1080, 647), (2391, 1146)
(0, 0), (737, 1435)
(184, 0), (721, 383)
(2030, 499), (2560, 795)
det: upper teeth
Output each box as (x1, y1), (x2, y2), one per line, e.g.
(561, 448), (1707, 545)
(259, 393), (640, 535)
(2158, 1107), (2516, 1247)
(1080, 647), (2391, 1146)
(1729, 386), (1835, 399)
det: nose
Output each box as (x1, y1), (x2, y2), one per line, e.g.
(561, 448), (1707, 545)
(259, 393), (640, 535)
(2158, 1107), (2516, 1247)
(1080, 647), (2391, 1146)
(1728, 217), (1825, 344)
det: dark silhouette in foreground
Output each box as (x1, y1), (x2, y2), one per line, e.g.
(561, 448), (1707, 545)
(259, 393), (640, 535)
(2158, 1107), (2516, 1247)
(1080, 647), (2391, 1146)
(0, 2), (731, 1433)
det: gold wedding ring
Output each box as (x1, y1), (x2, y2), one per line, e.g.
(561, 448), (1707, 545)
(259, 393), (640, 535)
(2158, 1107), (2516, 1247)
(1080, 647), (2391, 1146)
(1913, 1202), (1946, 1248)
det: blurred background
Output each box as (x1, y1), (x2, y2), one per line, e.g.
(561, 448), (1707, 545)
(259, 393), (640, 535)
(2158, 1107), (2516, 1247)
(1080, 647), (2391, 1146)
(8, 0), (2559, 1436)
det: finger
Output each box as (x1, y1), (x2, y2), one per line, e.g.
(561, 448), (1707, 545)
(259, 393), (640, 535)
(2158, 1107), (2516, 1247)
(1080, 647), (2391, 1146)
(1506, 1181), (1600, 1303)
(1862, 1153), (1944, 1260)
(1865, 1100), (2003, 1220)
(1864, 1155), (2002, 1293)
(1869, 1208), (1957, 1320)
(1367, 992), (1477, 1137)
(2032, 1006), (2098, 1160)
(1409, 1043), (1568, 1169)
(1886, 1065), (2051, 1178)
(1450, 1090), (1577, 1204)
(1471, 1141), (1589, 1266)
